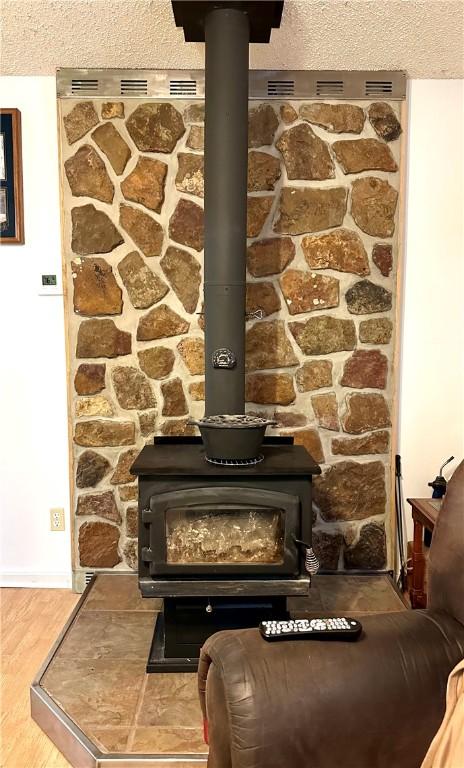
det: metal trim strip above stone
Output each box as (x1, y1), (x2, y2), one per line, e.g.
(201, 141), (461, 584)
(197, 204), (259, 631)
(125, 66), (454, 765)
(57, 69), (406, 100)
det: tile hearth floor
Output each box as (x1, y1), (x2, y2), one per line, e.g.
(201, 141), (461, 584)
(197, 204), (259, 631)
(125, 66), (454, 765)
(39, 573), (406, 761)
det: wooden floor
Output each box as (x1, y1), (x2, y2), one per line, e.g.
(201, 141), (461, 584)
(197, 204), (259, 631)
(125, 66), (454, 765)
(1, 587), (79, 768)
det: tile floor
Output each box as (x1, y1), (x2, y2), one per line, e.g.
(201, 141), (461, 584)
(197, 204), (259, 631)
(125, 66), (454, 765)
(39, 573), (406, 760)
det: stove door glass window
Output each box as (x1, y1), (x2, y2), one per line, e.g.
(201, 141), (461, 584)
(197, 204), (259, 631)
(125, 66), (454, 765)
(166, 504), (285, 565)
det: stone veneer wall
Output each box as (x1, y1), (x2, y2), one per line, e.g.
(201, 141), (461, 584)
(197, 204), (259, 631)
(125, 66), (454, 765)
(58, 97), (403, 581)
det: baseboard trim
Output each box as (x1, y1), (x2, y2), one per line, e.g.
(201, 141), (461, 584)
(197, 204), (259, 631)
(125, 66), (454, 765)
(0, 572), (72, 589)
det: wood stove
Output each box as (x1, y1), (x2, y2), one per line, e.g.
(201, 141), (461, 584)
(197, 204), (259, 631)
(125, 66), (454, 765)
(131, 0), (321, 672)
(132, 436), (320, 671)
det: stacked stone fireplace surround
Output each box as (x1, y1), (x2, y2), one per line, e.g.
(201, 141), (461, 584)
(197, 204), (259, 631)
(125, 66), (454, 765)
(59, 96), (403, 588)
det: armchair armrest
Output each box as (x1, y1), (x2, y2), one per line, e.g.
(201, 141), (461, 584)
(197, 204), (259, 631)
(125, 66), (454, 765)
(199, 610), (464, 768)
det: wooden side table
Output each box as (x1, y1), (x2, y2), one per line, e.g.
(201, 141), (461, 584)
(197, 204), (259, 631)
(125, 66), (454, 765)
(407, 497), (442, 608)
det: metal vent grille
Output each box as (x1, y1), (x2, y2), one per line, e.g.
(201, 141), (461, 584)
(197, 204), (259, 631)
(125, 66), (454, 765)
(84, 571), (95, 586)
(316, 80), (344, 97)
(267, 79), (295, 96)
(71, 79), (99, 94)
(169, 79), (197, 96)
(57, 69), (406, 100)
(120, 78), (148, 96)
(365, 79), (394, 96)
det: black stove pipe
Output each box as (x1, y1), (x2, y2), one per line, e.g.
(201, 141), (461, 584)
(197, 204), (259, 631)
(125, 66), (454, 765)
(203, 7), (250, 416)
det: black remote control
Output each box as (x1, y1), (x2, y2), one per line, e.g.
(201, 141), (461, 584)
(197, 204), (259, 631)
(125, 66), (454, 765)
(259, 617), (362, 641)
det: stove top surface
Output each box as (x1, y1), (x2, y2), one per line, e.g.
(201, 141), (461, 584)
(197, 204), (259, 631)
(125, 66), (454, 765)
(131, 441), (321, 477)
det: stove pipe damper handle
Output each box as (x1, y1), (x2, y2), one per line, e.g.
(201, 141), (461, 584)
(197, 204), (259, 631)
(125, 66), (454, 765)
(203, 6), (250, 416)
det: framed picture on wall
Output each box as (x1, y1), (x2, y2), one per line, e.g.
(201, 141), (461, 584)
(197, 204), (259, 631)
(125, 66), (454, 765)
(0, 109), (24, 244)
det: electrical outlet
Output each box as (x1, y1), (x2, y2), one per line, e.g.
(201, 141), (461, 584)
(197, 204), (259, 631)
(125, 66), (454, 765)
(50, 508), (65, 531)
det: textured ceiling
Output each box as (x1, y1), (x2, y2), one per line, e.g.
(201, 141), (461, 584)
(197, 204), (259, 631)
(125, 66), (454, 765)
(1, 0), (463, 78)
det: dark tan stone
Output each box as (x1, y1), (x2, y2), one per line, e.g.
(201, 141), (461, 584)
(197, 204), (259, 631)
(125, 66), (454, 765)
(351, 177), (398, 237)
(341, 349), (388, 389)
(247, 196), (274, 238)
(296, 360), (333, 392)
(118, 251), (168, 309)
(372, 243), (393, 277)
(289, 316), (356, 356)
(161, 419), (196, 437)
(64, 102), (99, 144)
(302, 229), (370, 276)
(161, 378), (188, 416)
(76, 319), (131, 358)
(119, 204), (163, 258)
(91, 123), (131, 175)
(175, 153), (204, 198)
(110, 449), (138, 485)
(311, 392), (339, 431)
(280, 269), (339, 315)
(41, 659), (143, 728)
(124, 539), (138, 570)
(276, 124), (335, 180)
(313, 530), (344, 570)
(246, 320), (298, 371)
(247, 237), (295, 277)
(121, 157), (167, 213)
(138, 411), (156, 437)
(248, 104), (278, 147)
(137, 305), (189, 341)
(280, 104), (298, 124)
(101, 102), (124, 120)
(246, 282), (280, 317)
(368, 102), (402, 143)
(131, 726), (205, 753)
(332, 430), (390, 456)
(76, 450), (110, 488)
(359, 318), (393, 345)
(139, 673), (202, 728)
(119, 485), (138, 502)
(138, 347), (175, 379)
(112, 366), (155, 410)
(177, 338), (205, 375)
(248, 151), (281, 192)
(169, 199), (204, 251)
(65, 145), (114, 203)
(344, 522), (386, 569)
(76, 490), (121, 523)
(71, 205), (123, 256)
(332, 139), (397, 174)
(126, 103), (185, 153)
(246, 373), (295, 406)
(313, 460), (386, 522)
(72, 258), (122, 316)
(183, 103), (205, 123)
(346, 279), (392, 314)
(299, 103), (365, 134)
(79, 521), (121, 567)
(75, 420), (135, 447)
(126, 507), (138, 537)
(284, 428), (324, 463)
(189, 381), (205, 401)
(74, 363), (106, 395)
(187, 124), (204, 150)
(274, 187), (347, 235)
(160, 247), (201, 313)
(342, 392), (391, 434)
(273, 411), (307, 428)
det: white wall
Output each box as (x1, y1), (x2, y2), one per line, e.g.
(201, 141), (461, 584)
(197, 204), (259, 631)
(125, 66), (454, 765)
(0, 76), (462, 586)
(0, 76), (72, 587)
(399, 79), (464, 537)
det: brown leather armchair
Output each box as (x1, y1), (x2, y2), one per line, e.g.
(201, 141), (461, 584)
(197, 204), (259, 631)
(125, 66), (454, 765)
(199, 461), (464, 768)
